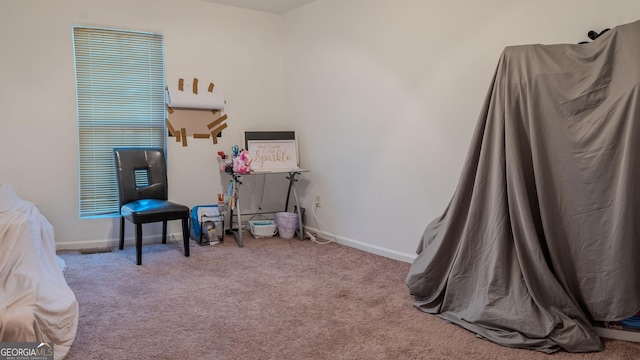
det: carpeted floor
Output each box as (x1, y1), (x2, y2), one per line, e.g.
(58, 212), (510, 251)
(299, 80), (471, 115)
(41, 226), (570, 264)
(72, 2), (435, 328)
(58, 234), (640, 359)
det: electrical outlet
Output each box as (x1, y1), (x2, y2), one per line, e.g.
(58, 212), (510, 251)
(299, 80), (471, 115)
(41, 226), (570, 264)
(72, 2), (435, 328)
(315, 194), (321, 207)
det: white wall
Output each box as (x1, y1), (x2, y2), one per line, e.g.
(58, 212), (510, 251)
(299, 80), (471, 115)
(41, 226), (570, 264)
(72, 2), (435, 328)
(0, 0), (287, 248)
(282, 0), (640, 261)
(2, 0), (640, 261)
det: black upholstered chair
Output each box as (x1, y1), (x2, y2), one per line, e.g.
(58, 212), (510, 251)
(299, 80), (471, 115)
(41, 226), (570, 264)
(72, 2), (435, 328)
(113, 147), (190, 265)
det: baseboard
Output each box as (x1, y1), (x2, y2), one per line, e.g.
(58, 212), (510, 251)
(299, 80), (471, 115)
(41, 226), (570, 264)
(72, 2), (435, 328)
(57, 229), (417, 263)
(56, 233), (185, 251)
(304, 226), (416, 263)
(593, 325), (640, 342)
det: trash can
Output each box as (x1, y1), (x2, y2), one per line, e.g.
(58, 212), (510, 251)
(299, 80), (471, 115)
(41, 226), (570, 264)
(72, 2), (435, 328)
(274, 212), (299, 239)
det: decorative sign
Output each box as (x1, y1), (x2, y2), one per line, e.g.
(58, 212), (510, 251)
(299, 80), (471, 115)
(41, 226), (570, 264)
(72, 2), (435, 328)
(247, 140), (298, 171)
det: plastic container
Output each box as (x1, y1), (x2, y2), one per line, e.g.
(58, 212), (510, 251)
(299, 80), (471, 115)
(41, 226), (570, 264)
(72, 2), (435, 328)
(249, 220), (277, 238)
(274, 212), (299, 239)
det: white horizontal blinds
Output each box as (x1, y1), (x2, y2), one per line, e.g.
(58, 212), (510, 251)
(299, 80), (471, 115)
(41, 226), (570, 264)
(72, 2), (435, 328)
(73, 26), (165, 218)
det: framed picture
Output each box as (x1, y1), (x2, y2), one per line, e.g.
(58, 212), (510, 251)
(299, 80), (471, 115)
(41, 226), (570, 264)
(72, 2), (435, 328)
(247, 139), (298, 171)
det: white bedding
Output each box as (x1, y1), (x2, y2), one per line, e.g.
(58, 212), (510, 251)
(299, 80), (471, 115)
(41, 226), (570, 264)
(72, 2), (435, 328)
(0, 184), (78, 359)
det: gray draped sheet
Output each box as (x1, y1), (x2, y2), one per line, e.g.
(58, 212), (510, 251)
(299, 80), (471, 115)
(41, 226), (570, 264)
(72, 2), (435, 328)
(406, 19), (640, 353)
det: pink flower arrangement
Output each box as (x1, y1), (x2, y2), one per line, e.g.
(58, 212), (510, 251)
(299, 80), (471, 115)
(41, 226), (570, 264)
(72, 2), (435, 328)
(233, 149), (253, 174)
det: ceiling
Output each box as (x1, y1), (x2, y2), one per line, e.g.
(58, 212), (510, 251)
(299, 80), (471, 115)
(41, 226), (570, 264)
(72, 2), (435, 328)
(199, 0), (316, 15)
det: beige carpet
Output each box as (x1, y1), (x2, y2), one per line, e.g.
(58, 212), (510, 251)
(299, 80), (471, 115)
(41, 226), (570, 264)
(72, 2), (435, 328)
(58, 234), (640, 359)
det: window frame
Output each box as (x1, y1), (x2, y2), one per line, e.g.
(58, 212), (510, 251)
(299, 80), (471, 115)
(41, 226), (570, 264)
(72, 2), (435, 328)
(72, 25), (167, 218)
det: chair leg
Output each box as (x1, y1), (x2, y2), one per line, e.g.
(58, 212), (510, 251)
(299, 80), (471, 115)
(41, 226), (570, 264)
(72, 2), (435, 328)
(182, 217), (190, 257)
(119, 216), (125, 250)
(162, 221), (167, 244)
(136, 223), (143, 265)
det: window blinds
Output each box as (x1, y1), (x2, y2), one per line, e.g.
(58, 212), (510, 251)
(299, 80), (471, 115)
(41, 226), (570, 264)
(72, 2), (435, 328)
(73, 26), (166, 218)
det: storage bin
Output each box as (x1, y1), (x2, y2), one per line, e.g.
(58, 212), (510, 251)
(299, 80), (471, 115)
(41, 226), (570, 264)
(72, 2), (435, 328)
(190, 205), (224, 245)
(249, 220), (277, 238)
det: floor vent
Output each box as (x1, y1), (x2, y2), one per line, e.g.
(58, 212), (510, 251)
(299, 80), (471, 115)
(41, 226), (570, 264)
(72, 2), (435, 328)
(79, 248), (113, 255)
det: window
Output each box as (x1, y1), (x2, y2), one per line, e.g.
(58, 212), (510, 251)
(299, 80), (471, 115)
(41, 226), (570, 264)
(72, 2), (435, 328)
(73, 26), (166, 218)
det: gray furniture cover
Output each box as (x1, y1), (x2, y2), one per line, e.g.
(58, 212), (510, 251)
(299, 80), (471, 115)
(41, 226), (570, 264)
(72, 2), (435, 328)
(406, 19), (640, 353)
